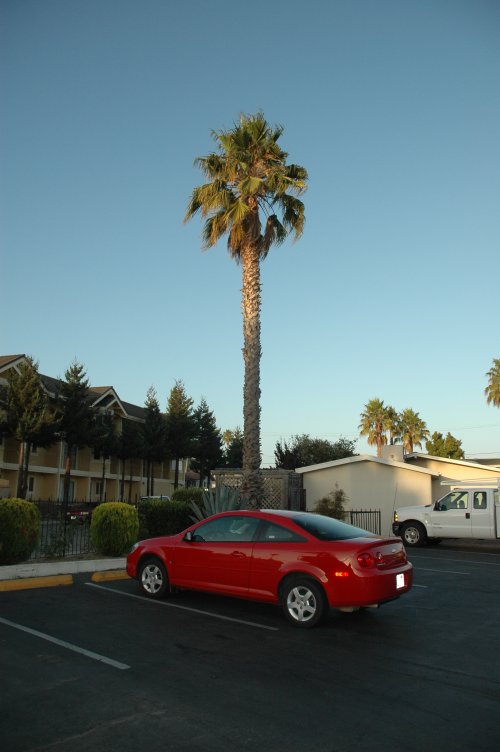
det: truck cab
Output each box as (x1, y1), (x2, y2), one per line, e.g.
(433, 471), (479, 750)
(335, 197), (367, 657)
(392, 481), (500, 547)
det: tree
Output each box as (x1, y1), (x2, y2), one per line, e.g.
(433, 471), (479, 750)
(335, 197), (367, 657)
(185, 112), (307, 506)
(0, 357), (57, 498)
(274, 434), (356, 469)
(92, 412), (118, 503)
(116, 419), (143, 502)
(165, 380), (195, 490)
(426, 432), (465, 459)
(221, 427), (244, 468)
(384, 405), (402, 445)
(485, 358), (500, 408)
(359, 398), (389, 457)
(57, 361), (96, 504)
(399, 408), (429, 455)
(191, 398), (223, 487)
(142, 387), (166, 496)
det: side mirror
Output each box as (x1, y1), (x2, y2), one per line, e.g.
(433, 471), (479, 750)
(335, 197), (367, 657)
(184, 531), (193, 542)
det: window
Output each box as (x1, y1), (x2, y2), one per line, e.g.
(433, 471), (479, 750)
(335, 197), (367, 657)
(473, 492), (488, 510)
(256, 521), (306, 543)
(28, 477), (35, 493)
(437, 491), (468, 511)
(193, 515), (260, 542)
(95, 481), (103, 496)
(292, 512), (373, 541)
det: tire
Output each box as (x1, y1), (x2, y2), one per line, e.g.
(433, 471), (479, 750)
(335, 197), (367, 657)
(401, 521), (427, 548)
(280, 577), (327, 628)
(138, 558), (169, 599)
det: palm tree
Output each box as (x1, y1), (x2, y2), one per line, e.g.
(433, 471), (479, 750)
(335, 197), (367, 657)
(359, 398), (389, 457)
(399, 408), (429, 455)
(185, 112), (307, 505)
(384, 405), (401, 445)
(485, 358), (500, 408)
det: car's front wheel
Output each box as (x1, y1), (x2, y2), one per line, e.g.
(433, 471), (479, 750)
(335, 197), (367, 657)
(280, 577), (327, 628)
(401, 521), (427, 547)
(139, 558), (169, 598)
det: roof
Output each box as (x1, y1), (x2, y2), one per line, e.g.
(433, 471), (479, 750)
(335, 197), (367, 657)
(295, 454), (438, 477)
(406, 453), (500, 473)
(1, 354), (147, 423)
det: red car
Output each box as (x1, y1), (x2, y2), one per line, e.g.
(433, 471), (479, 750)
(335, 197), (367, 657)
(126, 509), (413, 628)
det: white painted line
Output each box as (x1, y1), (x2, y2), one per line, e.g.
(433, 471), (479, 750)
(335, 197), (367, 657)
(410, 555), (500, 567)
(86, 582), (280, 631)
(417, 568), (471, 575)
(0, 616), (130, 670)
(413, 584), (428, 588)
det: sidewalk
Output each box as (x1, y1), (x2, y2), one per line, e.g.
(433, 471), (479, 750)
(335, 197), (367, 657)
(0, 557), (128, 592)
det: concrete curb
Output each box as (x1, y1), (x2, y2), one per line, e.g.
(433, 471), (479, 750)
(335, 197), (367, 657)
(0, 558), (126, 581)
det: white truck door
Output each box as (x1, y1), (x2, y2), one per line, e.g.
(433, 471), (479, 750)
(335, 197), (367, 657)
(495, 490), (500, 539)
(470, 491), (494, 539)
(430, 490), (473, 538)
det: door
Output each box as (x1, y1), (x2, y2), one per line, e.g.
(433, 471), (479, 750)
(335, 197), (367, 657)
(172, 515), (260, 596)
(470, 491), (494, 539)
(430, 490), (472, 538)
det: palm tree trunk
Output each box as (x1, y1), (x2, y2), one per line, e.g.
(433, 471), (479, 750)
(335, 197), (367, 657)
(240, 242), (264, 507)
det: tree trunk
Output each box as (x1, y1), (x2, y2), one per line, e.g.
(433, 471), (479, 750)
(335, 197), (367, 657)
(100, 456), (106, 503)
(16, 442), (26, 498)
(22, 442), (32, 499)
(240, 242), (264, 507)
(63, 452), (72, 505)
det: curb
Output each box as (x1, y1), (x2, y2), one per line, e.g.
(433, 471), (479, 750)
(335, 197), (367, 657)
(0, 558), (128, 591)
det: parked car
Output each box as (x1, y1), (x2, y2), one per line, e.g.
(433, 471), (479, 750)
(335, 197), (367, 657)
(65, 502), (100, 524)
(127, 509), (413, 628)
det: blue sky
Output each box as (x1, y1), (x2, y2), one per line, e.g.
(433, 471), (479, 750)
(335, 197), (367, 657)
(2, 0), (499, 466)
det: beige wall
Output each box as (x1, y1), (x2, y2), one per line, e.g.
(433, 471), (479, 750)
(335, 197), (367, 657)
(300, 460), (433, 537)
(407, 458), (500, 500)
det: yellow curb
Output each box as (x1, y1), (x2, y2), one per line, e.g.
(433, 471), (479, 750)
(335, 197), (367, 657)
(0, 575), (73, 592)
(91, 570), (129, 583)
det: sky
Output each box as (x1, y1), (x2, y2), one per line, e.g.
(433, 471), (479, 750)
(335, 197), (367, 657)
(1, 0), (499, 467)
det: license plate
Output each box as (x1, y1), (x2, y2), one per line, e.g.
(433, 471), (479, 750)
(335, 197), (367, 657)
(396, 573), (405, 589)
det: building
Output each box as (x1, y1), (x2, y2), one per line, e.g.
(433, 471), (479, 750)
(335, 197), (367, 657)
(0, 354), (186, 502)
(296, 450), (500, 537)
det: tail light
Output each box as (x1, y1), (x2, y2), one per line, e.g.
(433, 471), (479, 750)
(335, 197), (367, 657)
(357, 545), (407, 569)
(357, 552), (375, 568)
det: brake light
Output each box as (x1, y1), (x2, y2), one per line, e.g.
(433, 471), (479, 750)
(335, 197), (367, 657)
(357, 552), (375, 568)
(334, 571), (349, 577)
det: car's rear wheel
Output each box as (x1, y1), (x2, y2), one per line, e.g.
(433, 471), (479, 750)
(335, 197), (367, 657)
(280, 577), (327, 628)
(139, 558), (169, 598)
(401, 521), (427, 547)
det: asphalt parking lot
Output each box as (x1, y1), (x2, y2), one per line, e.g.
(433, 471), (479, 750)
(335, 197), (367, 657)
(1, 545), (499, 752)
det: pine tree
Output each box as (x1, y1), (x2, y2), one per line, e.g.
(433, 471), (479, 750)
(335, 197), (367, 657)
(191, 398), (223, 486)
(165, 380), (195, 489)
(142, 387), (166, 496)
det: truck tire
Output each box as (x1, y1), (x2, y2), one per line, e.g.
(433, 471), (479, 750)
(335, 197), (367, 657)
(401, 521), (427, 547)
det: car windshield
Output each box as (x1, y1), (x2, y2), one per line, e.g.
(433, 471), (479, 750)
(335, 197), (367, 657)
(291, 513), (375, 541)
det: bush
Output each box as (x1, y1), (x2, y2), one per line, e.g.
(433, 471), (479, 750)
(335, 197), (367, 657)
(138, 498), (192, 538)
(190, 485), (242, 522)
(314, 486), (348, 520)
(90, 502), (139, 556)
(171, 487), (204, 505)
(0, 498), (40, 565)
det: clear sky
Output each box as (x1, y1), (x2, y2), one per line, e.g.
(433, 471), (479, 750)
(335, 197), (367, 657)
(2, 0), (499, 466)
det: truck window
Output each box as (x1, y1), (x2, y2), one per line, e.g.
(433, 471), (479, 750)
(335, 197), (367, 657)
(436, 491), (468, 511)
(473, 492), (487, 510)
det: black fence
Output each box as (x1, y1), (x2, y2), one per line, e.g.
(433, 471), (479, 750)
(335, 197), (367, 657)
(31, 502), (97, 560)
(347, 510), (381, 535)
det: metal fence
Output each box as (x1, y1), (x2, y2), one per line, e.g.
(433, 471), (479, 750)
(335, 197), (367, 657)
(346, 510), (381, 535)
(31, 502), (96, 560)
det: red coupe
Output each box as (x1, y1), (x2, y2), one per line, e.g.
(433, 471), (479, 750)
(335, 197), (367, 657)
(126, 509), (413, 628)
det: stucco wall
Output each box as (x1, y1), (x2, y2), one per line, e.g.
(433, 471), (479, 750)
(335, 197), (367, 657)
(406, 457), (500, 501)
(300, 460), (433, 537)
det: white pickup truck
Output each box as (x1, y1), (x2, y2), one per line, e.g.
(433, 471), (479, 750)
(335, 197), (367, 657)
(392, 480), (500, 547)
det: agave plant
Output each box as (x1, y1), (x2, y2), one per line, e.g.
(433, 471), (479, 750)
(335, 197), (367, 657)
(189, 485), (242, 522)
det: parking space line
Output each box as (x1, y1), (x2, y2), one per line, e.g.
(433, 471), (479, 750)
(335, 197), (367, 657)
(86, 582), (280, 631)
(417, 568), (471, 575)
(0, 616), (130, 670)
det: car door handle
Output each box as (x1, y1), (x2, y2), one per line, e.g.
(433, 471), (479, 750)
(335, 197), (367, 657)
(231, 551), (246, 558)
(465, 513), (470, 519)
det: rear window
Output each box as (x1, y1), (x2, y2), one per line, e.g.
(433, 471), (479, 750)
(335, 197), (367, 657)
(291, 513), (375, 541)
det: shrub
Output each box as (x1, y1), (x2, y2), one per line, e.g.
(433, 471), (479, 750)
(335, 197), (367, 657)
(190, 485), (242, 522)
(90, 502), (139, 556)
(171, 487), (204, 505)
(138, 498), (192, 538)
(0, 498), (40, 565)
(314, 486), (348, 520)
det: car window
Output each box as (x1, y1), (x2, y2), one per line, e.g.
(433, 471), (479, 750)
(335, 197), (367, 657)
(437, 491), (468, 511)
(256, 521), (307, 543)
(193, 515), (259, 542)
(473, 492), (487, 510)
(291, 512), (374, 541)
